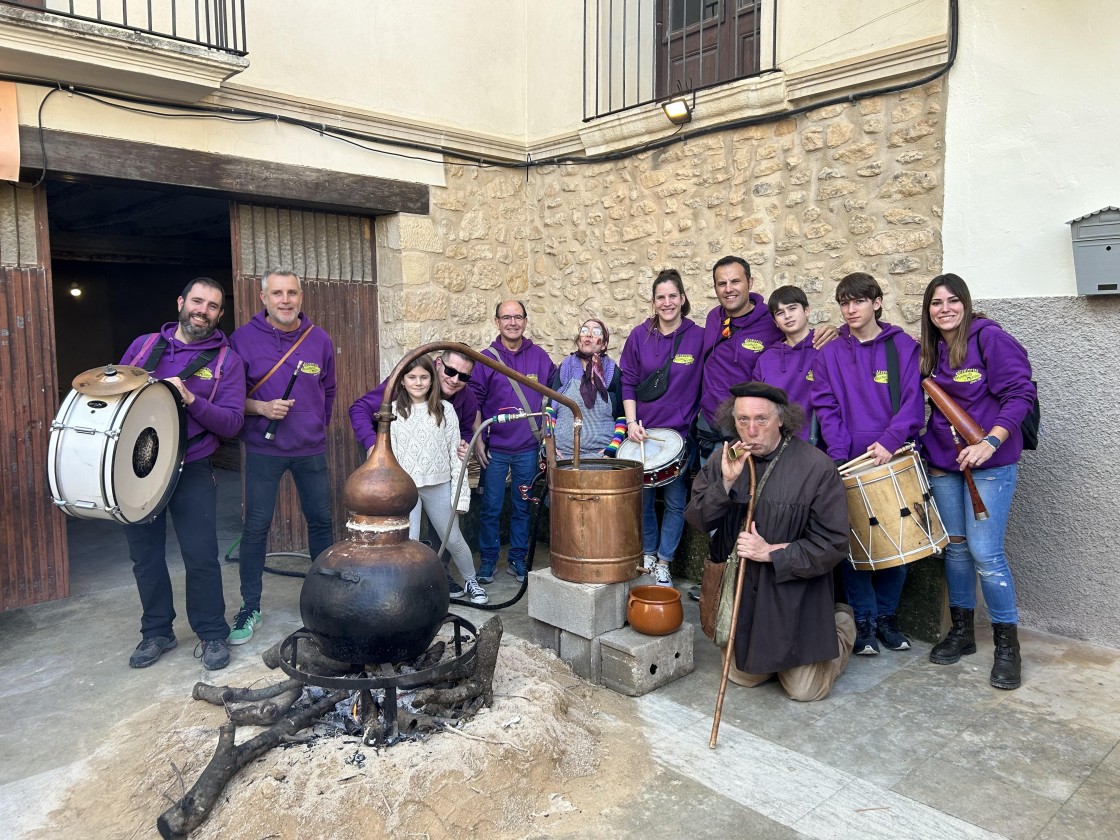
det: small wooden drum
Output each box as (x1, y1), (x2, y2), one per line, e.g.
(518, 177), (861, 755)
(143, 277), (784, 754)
(843, 450), (947, 570)
(617, 428), (688, 487)
(48, 380), (186, 524)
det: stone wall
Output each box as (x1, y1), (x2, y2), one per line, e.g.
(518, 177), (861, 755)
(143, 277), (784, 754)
(376, 80), (947, 369)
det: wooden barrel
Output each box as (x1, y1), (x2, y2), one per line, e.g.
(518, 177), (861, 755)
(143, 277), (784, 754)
(549, 458), (643, 584)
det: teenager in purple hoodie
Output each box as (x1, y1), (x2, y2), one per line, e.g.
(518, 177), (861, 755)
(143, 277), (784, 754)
(754, 285), (820, 444)
(621, 269), (705, 587)
(469, 300), (557, 583)
(120, 278), (246, 671)
(919, 274), (1036, 690)
(811, 272), (923, 656)
(228, 269), (336, 646)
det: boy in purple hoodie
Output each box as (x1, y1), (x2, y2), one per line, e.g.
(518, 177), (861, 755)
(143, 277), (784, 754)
(754, 286), (820, 444)
(120, 278), (246, 671)
(229, 269), (336, 645)
(811, 273), (923, 656)
(469, 300), (557, 582)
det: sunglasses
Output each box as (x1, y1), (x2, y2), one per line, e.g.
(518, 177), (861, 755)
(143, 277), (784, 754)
(441, 363), (472, 383)
(579, 326), (604, 337)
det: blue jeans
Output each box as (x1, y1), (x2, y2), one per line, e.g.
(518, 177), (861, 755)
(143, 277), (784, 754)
(479, 448), (539, 577)
(840, 563), (907, 624)
(239, 452), (334, 611)
(642, 440), (693, 562)
(125, 459), (229, 641)
(929, 464), (1020, 624)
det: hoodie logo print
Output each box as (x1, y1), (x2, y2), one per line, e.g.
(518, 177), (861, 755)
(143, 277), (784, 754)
(873, 370), (888, 384)
(805, 370), (814, 382)
(741, 338), (765, 352)
(194, 367), (214, 380)
(673, 354), (695, 365)
(953, 369), (982, 383)
(300, 362), (321, 375)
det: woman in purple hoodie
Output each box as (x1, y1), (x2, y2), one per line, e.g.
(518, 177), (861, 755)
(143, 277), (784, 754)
(620, 269), (705, 587)
(919, 274), (1036, 690)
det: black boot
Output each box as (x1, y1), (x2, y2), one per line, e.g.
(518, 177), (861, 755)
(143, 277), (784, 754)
(929, 607), (976, 664)
(990, 623), (1022, 690)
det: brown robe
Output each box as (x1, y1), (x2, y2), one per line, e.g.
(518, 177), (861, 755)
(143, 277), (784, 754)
(685, 436), (849, 674)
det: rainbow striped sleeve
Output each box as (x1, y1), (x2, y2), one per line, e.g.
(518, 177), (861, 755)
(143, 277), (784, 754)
(604, 419), (627, 456)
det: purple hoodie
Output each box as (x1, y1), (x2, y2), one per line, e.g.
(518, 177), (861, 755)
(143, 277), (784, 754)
(121, 323), (245, 464)
(699, 294), (784, 424)
(468, 337), (556, 454)
(620, 318), (705, 436)
(230, 311), (336, 457)
(811, 323), (923, 461)
(754, 330), (819, 442)
(349, 378), (478, 451)
(920, 318), (1036, 471)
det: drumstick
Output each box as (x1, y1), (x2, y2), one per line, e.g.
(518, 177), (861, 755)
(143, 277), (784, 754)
(837, 445), (910, 475)
(264, 362), (302, 441)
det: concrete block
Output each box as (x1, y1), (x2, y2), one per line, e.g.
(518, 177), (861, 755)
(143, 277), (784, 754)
(559, 630), (602, 683)
(599, 624), (695, 696)
(527, 568), (632, 639)
(528, 618), (560, 655)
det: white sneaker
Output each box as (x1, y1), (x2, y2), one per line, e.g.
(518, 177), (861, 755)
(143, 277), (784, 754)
(653, 563), (673, 587)
(641, 553), (657, 574)
(465, 578), (489, 605)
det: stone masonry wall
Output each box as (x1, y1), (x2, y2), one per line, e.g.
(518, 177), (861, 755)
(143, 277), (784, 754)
(376, 80), (946, 371)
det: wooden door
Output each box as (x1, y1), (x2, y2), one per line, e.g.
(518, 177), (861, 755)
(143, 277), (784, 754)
(657, 0), (760, 98)
(0, 183), (67, 610)
(230, 203), (379, 553)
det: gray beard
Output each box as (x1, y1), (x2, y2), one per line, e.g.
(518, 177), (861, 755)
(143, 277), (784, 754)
(179, 313), (216, 342)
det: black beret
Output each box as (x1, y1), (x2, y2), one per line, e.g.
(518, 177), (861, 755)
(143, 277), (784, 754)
(728, 381), (789, 406)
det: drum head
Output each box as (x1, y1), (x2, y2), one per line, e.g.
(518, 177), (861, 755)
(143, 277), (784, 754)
(616, 428), (685, 470)
(109, 381), (186, 523)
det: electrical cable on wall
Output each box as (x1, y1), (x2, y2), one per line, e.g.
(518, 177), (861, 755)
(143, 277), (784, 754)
(5, 0), (958, 188)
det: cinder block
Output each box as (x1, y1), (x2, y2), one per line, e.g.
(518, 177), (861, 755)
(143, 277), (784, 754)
(599, 624), (695, 696)
(527, 618), (560, 655)
(559, 630), (602, 683)
(527, 568), (633, 639)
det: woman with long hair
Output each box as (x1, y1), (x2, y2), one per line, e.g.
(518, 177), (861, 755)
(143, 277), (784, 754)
(919, 273), (1037, 689)
(389, 356), (487, 604)
(620, 269), (705, 587)
(547, 318), (624, 459)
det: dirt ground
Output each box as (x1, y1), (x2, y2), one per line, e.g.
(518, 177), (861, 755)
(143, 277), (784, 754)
(33, 634), (654, 839)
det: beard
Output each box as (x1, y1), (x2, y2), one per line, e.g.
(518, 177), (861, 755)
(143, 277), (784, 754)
(178, 307), (218, 341)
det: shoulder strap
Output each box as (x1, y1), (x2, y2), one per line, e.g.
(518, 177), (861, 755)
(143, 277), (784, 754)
(177, 347), (220, 382)
(206, 346), (229, 401)
(701, 312), (739, 365)
(483, 347), (543, 442)
(132, 334), (167, 372)
(247, 325), (315, 397)
(885, 336), (901, 415)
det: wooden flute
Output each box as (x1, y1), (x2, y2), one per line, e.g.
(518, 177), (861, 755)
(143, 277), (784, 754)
(922, 378), (990, 521)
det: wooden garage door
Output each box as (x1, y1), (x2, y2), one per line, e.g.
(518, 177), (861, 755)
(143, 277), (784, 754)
(0, 184), (67, 609)
(231, 203), (380, 553)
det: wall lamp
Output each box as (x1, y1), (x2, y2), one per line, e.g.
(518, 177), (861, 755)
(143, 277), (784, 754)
(661, 90), (695, 125)
(69, 283), (82, 298)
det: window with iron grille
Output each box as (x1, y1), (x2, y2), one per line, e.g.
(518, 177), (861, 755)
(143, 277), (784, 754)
(584, 0), (766, 121)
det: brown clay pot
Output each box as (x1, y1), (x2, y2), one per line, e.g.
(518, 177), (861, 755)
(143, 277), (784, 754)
(627, 585), (683, 636)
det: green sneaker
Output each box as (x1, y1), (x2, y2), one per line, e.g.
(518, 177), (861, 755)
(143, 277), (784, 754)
(227, 605), (262, 645)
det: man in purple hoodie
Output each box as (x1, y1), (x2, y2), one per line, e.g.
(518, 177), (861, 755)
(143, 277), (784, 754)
(811, 272), (924, 656)
(229, 269), (336, 645)
(755, 285), (821, 444)
(469, 300), (557, 582)
(120, 278), (246, 671)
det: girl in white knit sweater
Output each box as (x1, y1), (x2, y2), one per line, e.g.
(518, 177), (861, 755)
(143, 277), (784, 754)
(391, 356), (487, 604)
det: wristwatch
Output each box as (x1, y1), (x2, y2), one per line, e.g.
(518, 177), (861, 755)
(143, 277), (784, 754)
(983, 435), (1002, 450)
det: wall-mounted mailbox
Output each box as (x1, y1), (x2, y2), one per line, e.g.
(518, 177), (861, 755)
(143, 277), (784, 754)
(1069, 207), (1120, 295)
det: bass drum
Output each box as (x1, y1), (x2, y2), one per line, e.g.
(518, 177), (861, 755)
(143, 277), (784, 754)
(48, 381), (186, 524)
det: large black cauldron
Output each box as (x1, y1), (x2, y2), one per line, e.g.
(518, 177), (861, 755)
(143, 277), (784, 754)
(299, 421), (448, 664)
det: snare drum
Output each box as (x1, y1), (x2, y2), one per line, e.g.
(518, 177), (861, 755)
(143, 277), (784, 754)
(616, 428), (688, 487)
(843, 450), (947, 571)
(48, 381), (186, 524)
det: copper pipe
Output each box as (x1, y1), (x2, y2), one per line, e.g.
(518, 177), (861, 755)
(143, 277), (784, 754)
(922, 379), (989, 521)
(376, 342), (584, 468)
(710, 452), (757, 749)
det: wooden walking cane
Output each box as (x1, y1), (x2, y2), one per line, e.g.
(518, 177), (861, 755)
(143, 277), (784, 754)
(709, 452), (758, 749)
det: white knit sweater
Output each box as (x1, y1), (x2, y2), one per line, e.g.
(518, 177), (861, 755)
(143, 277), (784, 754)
(392, 400), (470, 511)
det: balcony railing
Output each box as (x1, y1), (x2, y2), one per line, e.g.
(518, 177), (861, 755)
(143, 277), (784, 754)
(2, 0), (247, 54)
(584, 0), (775, 121)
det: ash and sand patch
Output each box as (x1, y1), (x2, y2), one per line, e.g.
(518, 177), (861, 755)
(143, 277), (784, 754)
(34, 637), (652, 839)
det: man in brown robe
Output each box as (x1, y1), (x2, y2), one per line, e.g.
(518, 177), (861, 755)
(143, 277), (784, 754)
(685, 381), (856, 701)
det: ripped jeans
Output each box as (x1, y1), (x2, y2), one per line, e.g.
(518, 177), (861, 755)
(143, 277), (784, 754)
(928, 464), (1020, 624)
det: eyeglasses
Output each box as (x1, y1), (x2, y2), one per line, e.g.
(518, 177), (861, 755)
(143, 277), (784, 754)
(441, 363), (472, 383)
(579, 326), (604, 337)
(498, 314), (526, 323)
